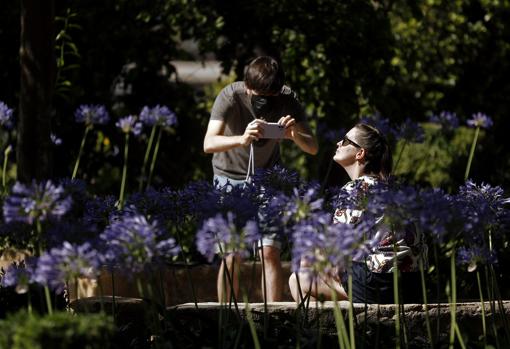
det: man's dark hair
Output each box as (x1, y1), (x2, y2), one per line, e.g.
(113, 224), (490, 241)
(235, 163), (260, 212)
(244, 56), (285, 95)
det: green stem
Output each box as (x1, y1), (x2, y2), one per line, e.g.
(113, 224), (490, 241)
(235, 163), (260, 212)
(454, 323), (467, 349)
(419, 258), (433, 348)
(476, 270), (487, 346)
(464, 126), (480, 181)
(118, 133), (130, 209)
(175, 229), (199, 310)
(72, 125), (92, 180)
(27, 290), (32, 316)
(348, 265), (355, 349)
(139, 125), (157, 192)
(393, 258), (401, 349)
(36, 221), (53, 315)
(448, 249), (465, 348)
(2, 145), (12, 192)
(147, 127), (163, 189)
(332, 289), (350, 349)
(393, 140), (408, 173)
(259, 242), (269, 339)
(111, 270), (116, 323)
(244, 295), (261, 349)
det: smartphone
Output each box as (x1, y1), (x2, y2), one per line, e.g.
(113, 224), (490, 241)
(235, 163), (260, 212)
(261, 122), (285, 139)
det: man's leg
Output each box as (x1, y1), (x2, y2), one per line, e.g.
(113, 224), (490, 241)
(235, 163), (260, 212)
(259, 245), (283, 302)
(217, 253), (242, 303)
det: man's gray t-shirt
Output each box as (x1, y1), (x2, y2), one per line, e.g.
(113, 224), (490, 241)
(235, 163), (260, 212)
(210, 81), (306, 180)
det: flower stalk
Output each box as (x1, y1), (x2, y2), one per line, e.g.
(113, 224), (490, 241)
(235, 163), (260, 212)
(72, 124), (92, 180)
(139, 125), (157, 192)
(118, 132), (130, 209)
(464, 126), (480, 181)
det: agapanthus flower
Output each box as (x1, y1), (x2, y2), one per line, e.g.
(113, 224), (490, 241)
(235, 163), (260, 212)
(74, 104), (110, 125)
(0, 101), (14, 129)
(100, 212), (179, 274)
(1, 260), (35, 294)
(175, 181), (217, 218)
(467, 112), (493, 129)
(3, 181), (72, 225)
(196, 212), (260, 262)
(428, 111), (459, 132)
(83, 195), (118, 228)
(50, 133), (62, 145)
(139, 105), (177, 128)
(395, 118), (425, 143)
(124, 188), (177, 223)
(116, 115), (143, 136)
(33, 242), (102, 293)
(360, 113), (396, 138)
(291, 213), (369, 274)
(457, 245), (497, 271)
(250, 164), (300, 200)
(258, 186), (324, 238)
(316, 122), (346, 143)
(454, 180), (509, 240)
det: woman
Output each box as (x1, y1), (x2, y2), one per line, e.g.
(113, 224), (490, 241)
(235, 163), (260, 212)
(289, 123), (422, 304)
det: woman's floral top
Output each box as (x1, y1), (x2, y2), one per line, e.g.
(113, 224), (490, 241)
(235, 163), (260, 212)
(333, 175), (426, 273)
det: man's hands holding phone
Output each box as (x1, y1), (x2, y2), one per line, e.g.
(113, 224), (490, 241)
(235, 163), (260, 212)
(240, 116), (296, 146)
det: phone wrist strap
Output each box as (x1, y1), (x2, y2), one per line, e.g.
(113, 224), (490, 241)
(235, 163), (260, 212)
(244, 143), (255, 184)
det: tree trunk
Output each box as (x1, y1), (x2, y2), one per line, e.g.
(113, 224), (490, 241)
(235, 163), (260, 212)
(17, 0), (55, 182)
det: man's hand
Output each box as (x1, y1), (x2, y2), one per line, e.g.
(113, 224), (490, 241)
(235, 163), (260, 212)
(276, 115), (318, 155)
(278, 115), (297, 140)
(239, 119), (266, 146)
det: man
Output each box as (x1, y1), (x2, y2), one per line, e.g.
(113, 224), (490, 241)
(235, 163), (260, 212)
(203, 56), (318, 302)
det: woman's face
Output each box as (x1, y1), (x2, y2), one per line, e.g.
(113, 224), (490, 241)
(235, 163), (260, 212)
(333, 127), (363, 167)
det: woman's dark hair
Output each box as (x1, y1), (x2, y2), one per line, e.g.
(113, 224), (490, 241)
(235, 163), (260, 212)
(354, 123), (393, 180)
(244, 56), (285, 95)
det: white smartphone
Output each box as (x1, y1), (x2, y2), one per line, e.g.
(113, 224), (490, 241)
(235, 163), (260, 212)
(261, 122), (285, 139)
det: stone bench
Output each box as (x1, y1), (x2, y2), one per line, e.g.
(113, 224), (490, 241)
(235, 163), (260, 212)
(71, 297), (510, 347)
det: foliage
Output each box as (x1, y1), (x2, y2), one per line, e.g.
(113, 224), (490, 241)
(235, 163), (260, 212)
(0, 310), (114, 349)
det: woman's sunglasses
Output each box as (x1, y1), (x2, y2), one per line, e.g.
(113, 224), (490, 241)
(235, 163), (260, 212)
(340, 136), (362, 148)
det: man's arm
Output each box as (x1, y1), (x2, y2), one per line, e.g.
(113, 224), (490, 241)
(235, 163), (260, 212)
(279, 115), (318, 155)
(203, 119), (265, 153)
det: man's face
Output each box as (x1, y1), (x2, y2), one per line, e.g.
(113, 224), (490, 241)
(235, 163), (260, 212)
(248, 89), (280, 118)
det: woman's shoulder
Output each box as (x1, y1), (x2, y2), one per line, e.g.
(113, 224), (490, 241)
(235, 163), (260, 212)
(342, 175), (380, 191)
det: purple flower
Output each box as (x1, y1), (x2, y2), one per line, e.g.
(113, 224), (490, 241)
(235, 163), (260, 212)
(116, 115), (143, 136)
(457, 246), (497, 271)
(428, 111), (459, 132)
(50, 133), (62, 145)
(250, 164), (300, 199)
(3, 181), (72, 225)
(1, 260), (35, 294)
(360, 113), (397, 138)
(291, 213), (368, 273)
(454, 180), (509, 239)
(395, 118), (425, 143)
(33, 242), (102, 293)
(467, 112), (493, 129)
(74, 105), (110, 125)
(259, 186), (324, 238)
(316, 122), (346, 143)
(196, 212), (260, 262)
(0, 101), (14, 129)
(83, 195), (118, 228)
(100, 212), (179, 274)
(139, 105), (177, 128)
(125, 188), (179, 223)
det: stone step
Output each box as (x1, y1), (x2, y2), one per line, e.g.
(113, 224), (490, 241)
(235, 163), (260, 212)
(71, 297), (510, 347)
